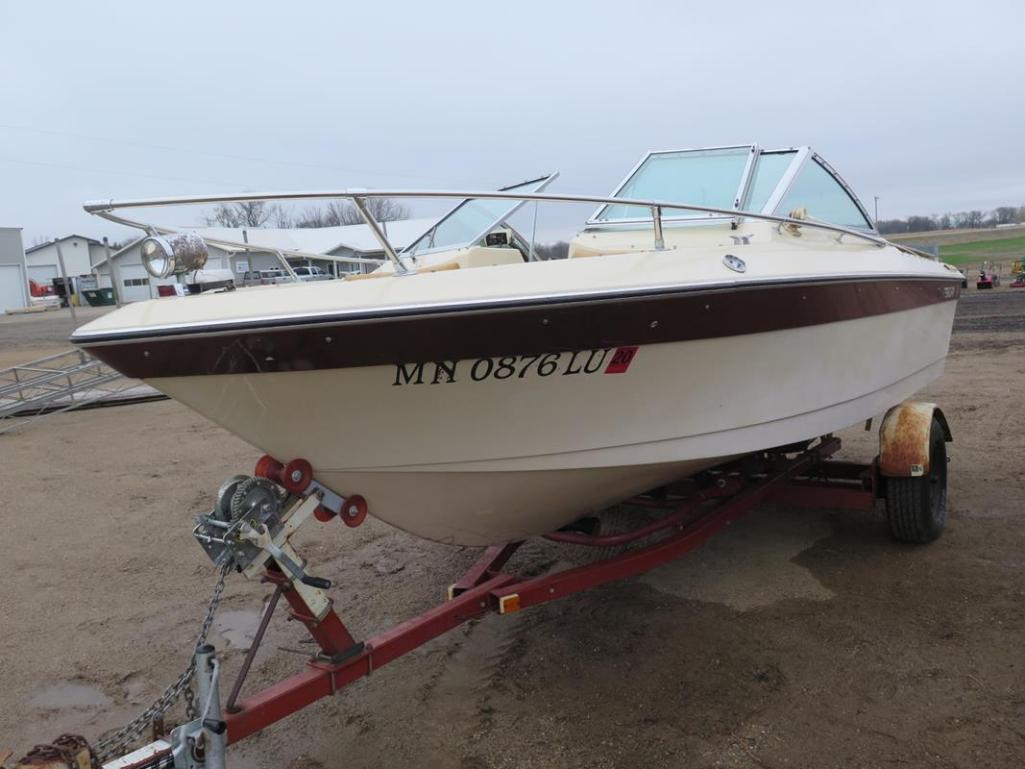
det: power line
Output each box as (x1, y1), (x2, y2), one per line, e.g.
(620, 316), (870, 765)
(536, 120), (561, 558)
(0, 155), (247, 188)
(0, 122), (422, 180)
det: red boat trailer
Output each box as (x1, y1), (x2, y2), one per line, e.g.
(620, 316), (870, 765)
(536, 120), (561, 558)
(13, 403), (953, 769)
(224, 435), (877, 744)
(224, 436), (881, 742)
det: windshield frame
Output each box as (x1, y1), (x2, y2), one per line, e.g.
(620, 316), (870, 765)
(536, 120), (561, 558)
(587, 144), (759, 226)
(756, 149), (875, 231)
(401, 173), (558, 258)
(589, 145), (877, 233)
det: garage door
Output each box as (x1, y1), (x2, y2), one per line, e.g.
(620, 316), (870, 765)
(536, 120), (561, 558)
(27, 264), (58, 286)
(118, 264), (154, 303)
(0, 264), (27, 313)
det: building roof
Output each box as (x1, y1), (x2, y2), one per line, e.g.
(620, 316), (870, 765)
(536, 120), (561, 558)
(25, 234), (104, 254)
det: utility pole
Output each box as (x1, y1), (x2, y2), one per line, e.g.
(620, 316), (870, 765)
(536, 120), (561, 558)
(54, 240), (78, 327)
(103, 237), (123, 308)
(874, 196), (880, 225)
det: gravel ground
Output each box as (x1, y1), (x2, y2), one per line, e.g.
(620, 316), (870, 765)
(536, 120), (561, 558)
(0, 306), (111, 368)
(1, 290), (1023, 768)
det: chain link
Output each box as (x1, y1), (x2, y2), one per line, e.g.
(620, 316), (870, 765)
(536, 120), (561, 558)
(95, 562), (231, 762)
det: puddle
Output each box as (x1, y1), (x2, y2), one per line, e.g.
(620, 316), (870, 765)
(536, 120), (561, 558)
(120, 672), (150, 704)
(211, 609), (263, 650)
(640, 508), (835, 610)
(29, 682), (112, 710)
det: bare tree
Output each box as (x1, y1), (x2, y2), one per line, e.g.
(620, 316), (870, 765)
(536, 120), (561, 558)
(272, 206), (295, 228)
(204, 201), (278, 228)
(994, 206), (1018, 225)
(876, 219), (909, 235)
(204, 198), (409, 229)
(324, 201), (360, 226)
(294, 206), (331, 228)
(295, 199), (411, 228)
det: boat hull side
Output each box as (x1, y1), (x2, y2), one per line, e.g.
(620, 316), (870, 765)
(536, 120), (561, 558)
(145, 300), (956, 544)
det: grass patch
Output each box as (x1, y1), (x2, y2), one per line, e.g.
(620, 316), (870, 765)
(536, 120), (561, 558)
(940, 236), (1025, 266)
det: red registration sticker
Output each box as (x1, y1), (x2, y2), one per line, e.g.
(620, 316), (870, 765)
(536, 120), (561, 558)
(605, 346), (639, 374)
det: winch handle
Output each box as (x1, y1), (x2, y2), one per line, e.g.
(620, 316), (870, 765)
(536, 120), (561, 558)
(300, 575), (332, 590)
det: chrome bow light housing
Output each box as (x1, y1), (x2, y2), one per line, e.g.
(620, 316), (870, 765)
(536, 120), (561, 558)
(140, 232), (209, 279)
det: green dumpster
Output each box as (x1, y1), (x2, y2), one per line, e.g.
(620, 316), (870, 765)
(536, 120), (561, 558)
(82, 288), (117, 307)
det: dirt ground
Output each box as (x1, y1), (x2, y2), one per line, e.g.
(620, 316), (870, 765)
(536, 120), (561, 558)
(0, 306), (111, 368)
(1, 289), (1023, 768)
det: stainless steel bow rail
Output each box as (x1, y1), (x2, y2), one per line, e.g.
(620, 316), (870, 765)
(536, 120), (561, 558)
(7, 401), (951, 769)
(0, 349), (164, 435)
(83, 188), (901, 278)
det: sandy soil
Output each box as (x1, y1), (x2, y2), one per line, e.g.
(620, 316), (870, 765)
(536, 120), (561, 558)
(1, 291), (1024, 768)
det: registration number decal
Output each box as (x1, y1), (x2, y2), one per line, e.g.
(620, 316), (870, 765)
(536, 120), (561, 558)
(392, 346), (639, 386)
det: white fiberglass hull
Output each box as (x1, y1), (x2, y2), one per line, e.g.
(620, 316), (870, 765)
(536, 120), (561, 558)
(147, 301), (955, 544)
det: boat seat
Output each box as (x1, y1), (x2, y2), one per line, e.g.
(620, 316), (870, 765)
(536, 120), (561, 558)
(347, 246), (524, 280)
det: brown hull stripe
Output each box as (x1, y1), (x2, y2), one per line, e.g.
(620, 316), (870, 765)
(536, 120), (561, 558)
(77, 278), (960, 379)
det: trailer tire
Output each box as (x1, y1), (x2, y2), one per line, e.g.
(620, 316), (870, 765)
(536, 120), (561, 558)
(885, 416), (947, 544)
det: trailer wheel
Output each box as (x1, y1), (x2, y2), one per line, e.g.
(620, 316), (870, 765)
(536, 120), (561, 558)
(885, 416), (947, 543)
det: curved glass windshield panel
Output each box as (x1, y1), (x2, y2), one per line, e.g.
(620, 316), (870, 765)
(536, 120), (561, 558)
(744, 151), (796, 213)
(404, 175), (554, 257)
(775, 159), (871, 229)
(595, 147), (751, 221)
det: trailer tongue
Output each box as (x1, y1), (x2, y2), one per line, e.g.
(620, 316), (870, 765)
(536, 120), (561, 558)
(9, 405), (950, 769)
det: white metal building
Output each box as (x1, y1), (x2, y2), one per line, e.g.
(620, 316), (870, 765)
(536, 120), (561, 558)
(0, 227), (29, 313)
(94, 219), (435, 302)
(23, 235), (109, 286)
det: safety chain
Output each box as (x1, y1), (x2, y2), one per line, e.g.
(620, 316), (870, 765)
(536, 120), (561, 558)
(94, 562), (231, 762)
(18, 734), (103, 769)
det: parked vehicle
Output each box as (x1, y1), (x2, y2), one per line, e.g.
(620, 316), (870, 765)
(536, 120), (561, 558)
(28, 279), (55, 298)
(1011, 273), (1025, 288)
(292, 265), (333, 281)
(27, 280), (60, 309)
(977, 262), (1001, 289)
(242, 268), (292, 286)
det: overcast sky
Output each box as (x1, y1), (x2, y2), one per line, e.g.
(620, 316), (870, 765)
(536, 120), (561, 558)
(2, 0), (1023, 245)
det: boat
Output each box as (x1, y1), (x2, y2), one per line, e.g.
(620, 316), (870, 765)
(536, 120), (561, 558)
(71, 144), (963, 546)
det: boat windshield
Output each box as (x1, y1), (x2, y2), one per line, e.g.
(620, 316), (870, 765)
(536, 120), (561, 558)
(589, 145), (875, 233)
(774, 157), (872, 229)
(743, 150), (796, 213)
(593, 146), (752, 222)
(404, 173), (556, 257)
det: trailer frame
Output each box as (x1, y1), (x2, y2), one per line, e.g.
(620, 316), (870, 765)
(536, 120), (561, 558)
(83, 431), (923, 769)
(230, 435), (880, 741)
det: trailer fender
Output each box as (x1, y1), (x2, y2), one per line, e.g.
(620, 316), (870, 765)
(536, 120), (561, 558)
(878, 401), (951, 477)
